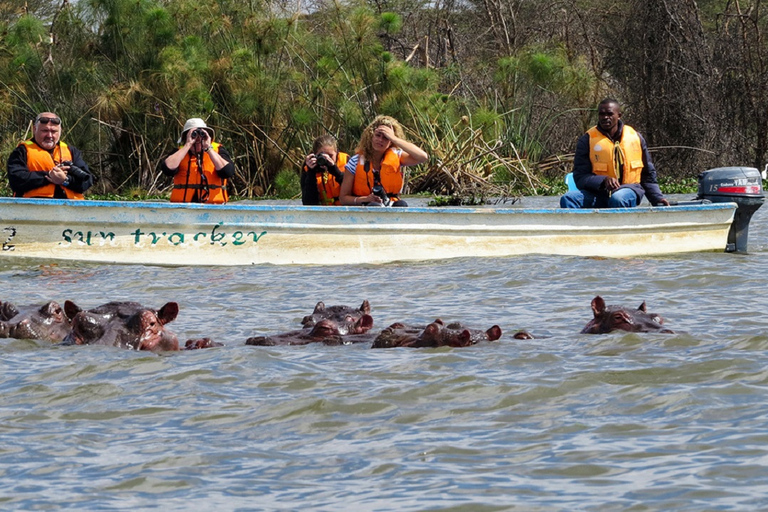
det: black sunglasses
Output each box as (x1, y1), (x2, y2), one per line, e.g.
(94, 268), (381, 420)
(36, 116), (61, 125)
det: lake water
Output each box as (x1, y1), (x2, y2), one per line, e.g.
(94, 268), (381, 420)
(1, 195), (768, 511)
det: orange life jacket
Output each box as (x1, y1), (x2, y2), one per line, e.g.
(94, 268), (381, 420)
(587, 125), (644, 184)
(17, 140), (84, 199)
(303, 152), (349, 205)
(170, 142), (228, 204)
(351, 149), (403, 200)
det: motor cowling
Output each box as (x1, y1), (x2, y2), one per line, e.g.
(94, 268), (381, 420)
(697, 166), (765, 252)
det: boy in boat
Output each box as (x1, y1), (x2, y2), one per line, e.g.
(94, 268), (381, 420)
(7, 112), (94, 199)
(159, 118), (235, 204)
(560, 99), (670, 208)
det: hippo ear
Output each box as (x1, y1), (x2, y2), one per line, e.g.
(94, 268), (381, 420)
(157, 302), (179, 324)
(433, 318), (444, 326)
(359, 300), (371, 315)
(638, 301), (647, 312)
(356, 314), (374, 331)
(313, 301), (325, 313)
(591, 296), (606, 317)
(486, 325), (502, 341)
(0, 301), (19, 321)
(64, 300), (81, 320)
(423, 322), (442, 337)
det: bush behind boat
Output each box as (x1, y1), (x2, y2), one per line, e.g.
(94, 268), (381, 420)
(0, 1), (764, 201)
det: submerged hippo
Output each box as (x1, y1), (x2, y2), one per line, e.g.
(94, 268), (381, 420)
(0, 300), (72, 342)
(246, 315), (375, 346)
(184, 338), (224, 350)
(301, 300), (371, 327)
(581, 296), (674, 334)
(62, 301), (181, 351)
(371, 319), (503, 349)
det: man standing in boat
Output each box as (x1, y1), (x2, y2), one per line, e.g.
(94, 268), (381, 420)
(560, 99), (670, 208)
(7, 112), (93, 199)
(160, 118), (235, 204)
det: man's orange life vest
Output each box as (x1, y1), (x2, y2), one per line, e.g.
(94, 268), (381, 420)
(303, 152), (349, 205)
(351, 148), (403, 200)
(170, 142), (228, 204)
(17, 140), (84, 199)
(587, 125), (644, 184)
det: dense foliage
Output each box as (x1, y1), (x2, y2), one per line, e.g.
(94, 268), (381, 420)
(1, 0), (766, 199)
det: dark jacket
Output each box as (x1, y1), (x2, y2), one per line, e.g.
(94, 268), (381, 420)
(572, 121), (666, 206)
(300, 162), (344, 206)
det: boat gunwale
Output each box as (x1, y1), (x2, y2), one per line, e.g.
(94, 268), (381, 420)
(0, 196), (739, 216)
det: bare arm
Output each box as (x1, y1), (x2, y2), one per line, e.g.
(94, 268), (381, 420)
(338, 168), (381, 206)
(376, 125), (428, 166)
(164, 133), (194, 171)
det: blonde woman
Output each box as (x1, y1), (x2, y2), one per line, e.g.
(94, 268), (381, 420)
(339, 116), (428, 207)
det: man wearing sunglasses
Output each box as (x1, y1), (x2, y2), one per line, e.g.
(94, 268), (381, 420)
(7, 111), (93, 199)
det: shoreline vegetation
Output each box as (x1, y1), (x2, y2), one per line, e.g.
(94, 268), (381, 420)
(1, 1), (766, 203)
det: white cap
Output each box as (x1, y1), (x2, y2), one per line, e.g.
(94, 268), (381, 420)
(178, 118), (215, 143)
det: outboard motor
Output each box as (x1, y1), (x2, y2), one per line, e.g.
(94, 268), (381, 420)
(696, 166), (765, 252)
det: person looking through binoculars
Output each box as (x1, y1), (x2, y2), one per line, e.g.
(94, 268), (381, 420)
(160, 118), (235, 204)
(300, 135), (348, 206)
(339, 115), (428, 207)
(7, 112), (94, 199)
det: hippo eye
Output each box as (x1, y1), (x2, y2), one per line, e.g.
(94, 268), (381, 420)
(612, 312), (632, 325)
(652, 316), (663, 324)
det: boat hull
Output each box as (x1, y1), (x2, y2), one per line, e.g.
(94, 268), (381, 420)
(0, 198), (737, 266)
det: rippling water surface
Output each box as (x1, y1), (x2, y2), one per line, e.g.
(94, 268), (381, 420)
(2, 196), (768, 511)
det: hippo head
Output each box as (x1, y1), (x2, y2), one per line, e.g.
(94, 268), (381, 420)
(0, 300), (71, 342)
(9, 301), (71, 341)
(126, 304), (180, 351)
(185, 338), (223, 350)
(64, 301), (180, 351)
(301, 300), (371, 327)
(371, 322), (425, 348)
(581, 296), (674, 334)
(423, 320), (503, 347)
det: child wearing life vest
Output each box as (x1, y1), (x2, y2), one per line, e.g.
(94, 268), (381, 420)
(300, 135), (348, 206)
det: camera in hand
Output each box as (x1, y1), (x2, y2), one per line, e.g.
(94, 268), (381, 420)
(191, 128), (206, 140)
(315, 153), (332, 171)
(60, 161), (89, 181)
(372, 184), (390, 206)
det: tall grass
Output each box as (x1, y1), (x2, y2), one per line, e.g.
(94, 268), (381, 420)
(0, 1), (686, 200)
